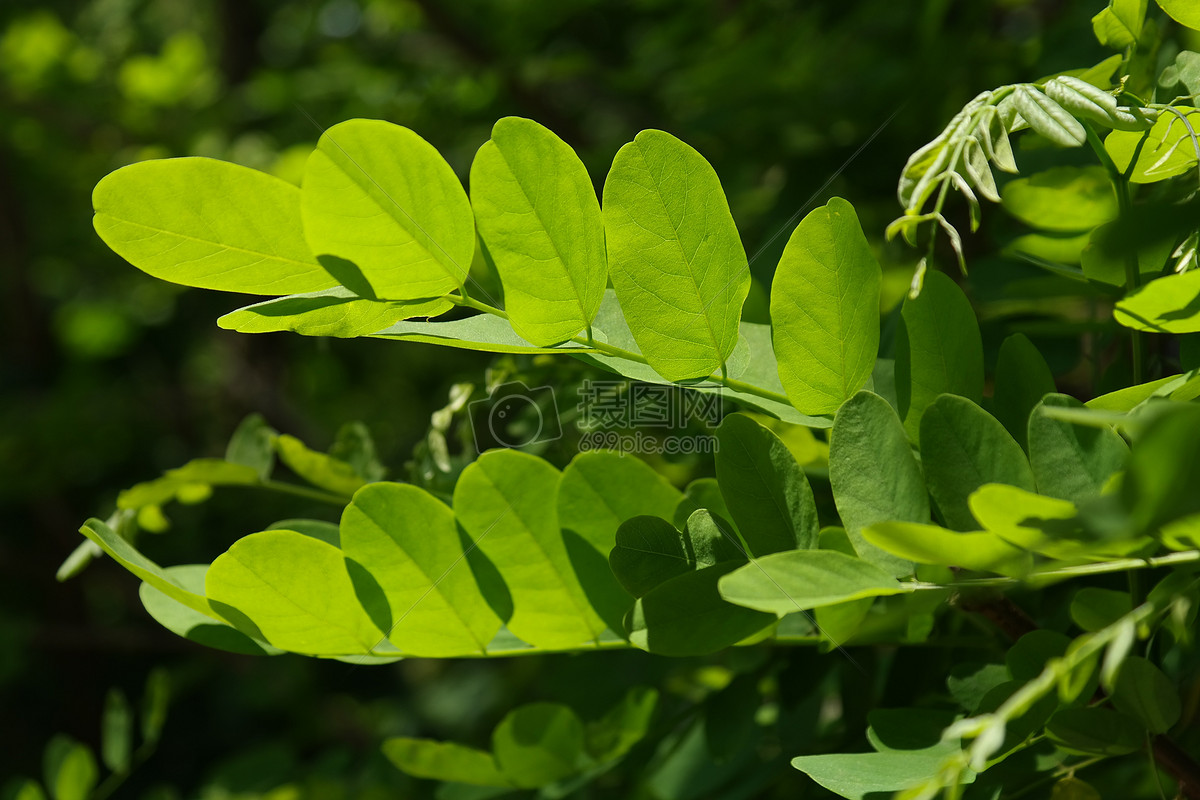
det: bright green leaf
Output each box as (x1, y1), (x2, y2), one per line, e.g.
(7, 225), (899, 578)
(1028, 394), (1129, 502)
(920, 394), (1036, 531)
(139, 564), (282, 655)
(205, 530), (387, 655)
(301, 119), (474, 300)
(382, 739), (510, 787)
(1091, 0), (1146, 48)
(1105, 108), (1200, 183)
(376, 312), (595, 354)
(1115, 269), (1200, 333)
(829, 391), (926, 576)
(718, 550), (908, 616)
(42, 736), (97, 800)
(1156, 0), (1200, 32)
(340, 482), (501, 656)
(492, 703), (587, 788)
(1000, 166), (1118, 232)
(101, 689), (132, 774)
(274, 434), (367, 497)
(470, 117), (606, 345)
(714, 413), (818, 556)
(219, 287), (452, 338)
(93, 158), (336, 295)
(863, 522), (1030, 576)
(454, 450), (604, 648)
(992, 333), (1056, 451)
(602, 129), (750, 380)
(895, 271), (984, 443)
(770, 197), (881, 415)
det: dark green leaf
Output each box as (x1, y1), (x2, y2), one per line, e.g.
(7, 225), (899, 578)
(225, 413), (276, 481)
(492, 703), (587, 788)
(1111, 656), (1181, 733)
(991, 334), (1055, 451)
(1045, 707), (1145, 755)
(1028, 394), (1129, 502)
(382, 739), (510, 787)
(140, 668), (170, 746)
(1070, 587), (1133, 632)
(610, 512), (743, 598)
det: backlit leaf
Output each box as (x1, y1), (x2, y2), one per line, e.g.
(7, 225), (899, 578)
(93, 158), (336, 295)
(139, 564), (281, 655)
(1000, 166), (1117, 232)
(302, 119), (474, 300)
(42, 736), (98, 800)
(274, 434), (368, 497)
(376, 313), (598, 354)
(454, 450), (604, 648)
(863, 522), (1030, 576)
(1156, 0), (1200, 31)
(340, 482), (501, 656)
(770, 197), (881, 415)
(471, 117), (606, 345)
(219, 287), (452, 338)
(1115, 269), (1200, 333)
(602, 129), (750, 380)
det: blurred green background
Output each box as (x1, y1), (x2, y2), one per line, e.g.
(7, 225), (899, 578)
(0, 0), (1115, 796)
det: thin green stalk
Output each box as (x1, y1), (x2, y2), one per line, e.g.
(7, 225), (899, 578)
(260, 480), (352, 506)
(909, 549), (1200, 591)
(1085, 122), (1143, 384)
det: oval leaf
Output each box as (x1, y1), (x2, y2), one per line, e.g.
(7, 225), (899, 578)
(302, 119), (474, 300)
(718, 550), (908, 616)
(471, 117), (607, 345)
(771, 197), (881, 414)
(602, 129), (750, 380)
(93, 157), (336, 295)
(1028, 394), (1129, 503)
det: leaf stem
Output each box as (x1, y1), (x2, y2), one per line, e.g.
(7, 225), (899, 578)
(908, 549), (1200, 592)
(259, 480), (352, 506)
(1084, 121), (1143, 385)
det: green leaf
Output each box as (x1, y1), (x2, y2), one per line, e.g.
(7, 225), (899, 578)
(1000, 166), (1118, 232)
(1115, 270), (1200, 333)
(454, 450), (604, 648)
(382, 739), (510, 787)
(42, 736), (98, 800)
(1091, 0), (1146, 48)
(1008, 630), (1071, 681)
(1080, 203), (1185, 290)
(225, 413), (276, 481)
(863, 522), (1030, 576)
(829, 391), (926, 576)
(140, 668), (170, 746)
(219, 287), (452, 338)
(340, 482), (501, 656)
(1111, 655), (1181, 733)
(274, 434), (368, 496)
(868, 708), (959, 752)
(1156, 0), (1200, 32)
(330, 421), (386, 483)
(1052, 777), (1102, 800)
(101, 689), (133, 773)
(585, 686), (658, 763)
(557, 451), (682, 633)
(628, 561), (775, 656)
(948, 662), (1010, 713)
(93, 157), (337, 295)
(770, 197), (881, 415)
(1105, 109), (1200, 184)
(139, 564), (282, 655)
(205, 529), (387, 655)
(1070, 588), (1133, 632)
(492, 703), (587, 788)
(920, 394), (1036, 531)
(991, 334), (1056, 451)
(673, 477), (732, 529)
(714, 413), (818, 556)
(470, 117), (606, 345)
(376, 312), (595, 354)
(895, 270), (984, 443)
(610, 512), (743, 597)
(602, 129), (750, 380)
(2, 780), (46, 800)
(1160, 50), (1200, 96)
(718, 550), (908, 615)
(1045, 707), (1145, 755)
(705, 673), (760, 762)
(301, 119), (474, 300)
(1028, 394), (1129, 502)
(117, 459), (261, 510)
(1122, 403), (1200, 532)
(79, 518), (217, 619)
(792, 743), (968, 799)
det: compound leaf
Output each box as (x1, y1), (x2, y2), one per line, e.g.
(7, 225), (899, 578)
(93, 157), (336, 295)
(602, 129), (749, 380)
(771, 197), (881, 415)
(471, 117), (606, 345)
(302, 119), (474, 300)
